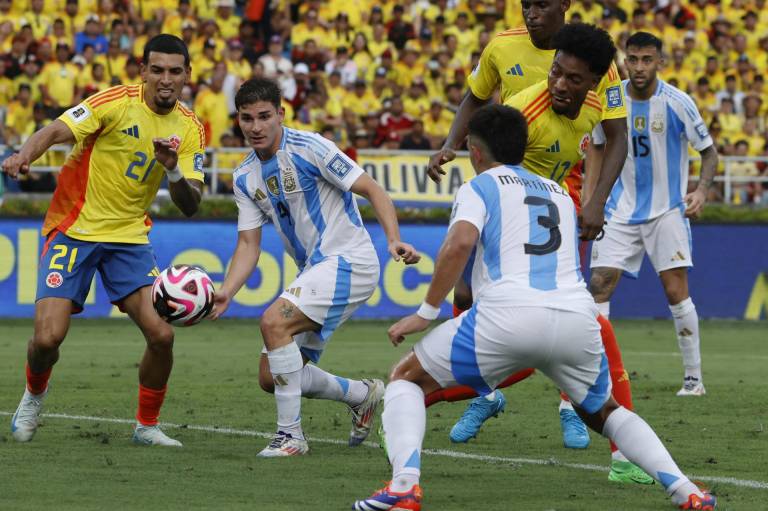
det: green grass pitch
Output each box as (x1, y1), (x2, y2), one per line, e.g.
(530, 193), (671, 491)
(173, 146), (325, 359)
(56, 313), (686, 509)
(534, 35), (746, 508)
(0, 319), (765, 510)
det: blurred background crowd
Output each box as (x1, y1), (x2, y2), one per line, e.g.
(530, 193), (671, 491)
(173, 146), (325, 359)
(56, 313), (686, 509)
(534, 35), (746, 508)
(0, 0), (767, 202)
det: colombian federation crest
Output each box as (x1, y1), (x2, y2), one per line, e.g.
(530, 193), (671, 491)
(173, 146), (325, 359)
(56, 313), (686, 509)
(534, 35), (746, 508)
(578, 134), (591, 158)
(633, 116), (646, 132)
(168, 135), (182, 150)
(266, 176), (280, 196)
(46, 271), (63, 288)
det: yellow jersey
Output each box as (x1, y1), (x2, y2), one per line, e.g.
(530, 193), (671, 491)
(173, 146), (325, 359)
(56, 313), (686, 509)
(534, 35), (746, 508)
(47, 85), (206, 244)
(467, 27), (626, 121)
(504, 81), (603, 185)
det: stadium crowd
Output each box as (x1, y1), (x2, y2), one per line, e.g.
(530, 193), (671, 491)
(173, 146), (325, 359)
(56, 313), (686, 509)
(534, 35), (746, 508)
(0, 0), (766, 202)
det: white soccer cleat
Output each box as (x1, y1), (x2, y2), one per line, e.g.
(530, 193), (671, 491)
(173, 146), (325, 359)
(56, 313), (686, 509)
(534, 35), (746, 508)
(132, 424), (183, 447)
(676, 377), (706, 397)
(349, 378), (385, 447)
(11, 388), (47, 442)
(257, 431), (309, 457)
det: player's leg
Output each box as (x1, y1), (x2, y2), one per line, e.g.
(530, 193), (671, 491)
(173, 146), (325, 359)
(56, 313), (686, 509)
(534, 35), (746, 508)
(100, 241), (180, 445)
(12, 232), (95, 442)
(647, 211), (703, 396)
(11, 297), (72, 442)
(545, 310), (714, 509)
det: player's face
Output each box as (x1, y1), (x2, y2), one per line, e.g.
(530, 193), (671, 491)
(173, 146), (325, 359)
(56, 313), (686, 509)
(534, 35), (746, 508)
(547, 52), (598, 118)
(238, 101), (285, 156)
(142, 52), (189, 113)
(522, 0), (569, 46)
(624, 45), (661, 92)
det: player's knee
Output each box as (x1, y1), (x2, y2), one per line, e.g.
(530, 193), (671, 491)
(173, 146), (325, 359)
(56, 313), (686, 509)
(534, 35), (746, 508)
(258, 371), (275, 393)
(31, 323), (67, 351)
(146, 324), (174, 351)
(259, 309), (288, 345)
(453, 288), (473, 311)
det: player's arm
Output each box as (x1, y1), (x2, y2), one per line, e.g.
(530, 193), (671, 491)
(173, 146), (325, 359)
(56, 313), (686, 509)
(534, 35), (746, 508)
(350, 173), (420, 264)
(684, 144), (718, 219)
(1, 119), (75, 179)
(426, 91), (490, 183)
(387, 220), (478, 346)
(580, 117), (627, 240)
(210, 227), (262, 320)
(152, 137), (203, 217)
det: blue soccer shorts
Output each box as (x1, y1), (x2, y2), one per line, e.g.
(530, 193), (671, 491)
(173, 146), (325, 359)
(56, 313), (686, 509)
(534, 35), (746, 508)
(37, 231), (159, 312)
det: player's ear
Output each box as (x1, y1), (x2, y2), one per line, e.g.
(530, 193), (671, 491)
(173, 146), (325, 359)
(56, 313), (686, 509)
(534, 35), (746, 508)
(277, 105), (285, 123)
(140, 63), (147, 82)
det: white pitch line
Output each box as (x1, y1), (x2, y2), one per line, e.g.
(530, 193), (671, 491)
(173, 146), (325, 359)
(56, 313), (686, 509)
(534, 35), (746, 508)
(627, 351), (768, 361)
(2, 410), (767, 490)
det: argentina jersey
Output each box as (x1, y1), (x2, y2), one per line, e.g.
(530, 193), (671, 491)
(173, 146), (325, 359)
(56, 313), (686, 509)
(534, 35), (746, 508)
(603, 80), (713, 224)
(232, 127), (377, 271)
(450, 165), (594, 311)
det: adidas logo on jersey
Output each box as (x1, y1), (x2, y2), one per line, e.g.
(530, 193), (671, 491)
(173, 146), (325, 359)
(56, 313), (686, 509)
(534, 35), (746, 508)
(506, 63), (524, 76)
(545, 140), (561, 153)
(121, 125), (140, 138)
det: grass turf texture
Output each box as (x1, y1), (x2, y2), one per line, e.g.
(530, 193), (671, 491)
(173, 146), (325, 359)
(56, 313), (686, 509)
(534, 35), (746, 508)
(0, 319), (765, 510)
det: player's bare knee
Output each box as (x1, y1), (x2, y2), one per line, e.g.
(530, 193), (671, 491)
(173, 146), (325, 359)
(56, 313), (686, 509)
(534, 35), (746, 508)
(259, 309), (289, 346)
(589, 267), (619, 302)
(146, 324), (174, 352)
(660, 273), (689, 305)
(31, 325), (66, 351)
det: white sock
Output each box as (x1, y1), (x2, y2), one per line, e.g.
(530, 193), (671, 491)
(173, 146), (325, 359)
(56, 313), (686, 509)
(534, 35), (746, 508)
(267, 343), (305, 439)
(611, 450), (629, 462)
(596, 301), (610, 319)
(603, 406), (702, 505)
(300, 364), (369, 407)
(383, 380), (425, 492)
(669, 298), (702, 381)
(559, 399), (574, 411)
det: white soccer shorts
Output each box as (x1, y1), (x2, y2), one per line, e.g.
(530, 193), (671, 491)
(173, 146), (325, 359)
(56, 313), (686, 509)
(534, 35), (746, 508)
(266, 255), (379, 363)
(413, 303), (612, 414)
(590, 208), (693, 277)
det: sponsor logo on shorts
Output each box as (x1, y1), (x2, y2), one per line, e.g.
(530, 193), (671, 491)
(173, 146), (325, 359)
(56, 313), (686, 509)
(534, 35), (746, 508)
(671, 251), (687, 262)
(606, 86), (623, 108)
(46, 271), (63, 288)
(285, 287), (302, 297)
(328, 154), (352, 179)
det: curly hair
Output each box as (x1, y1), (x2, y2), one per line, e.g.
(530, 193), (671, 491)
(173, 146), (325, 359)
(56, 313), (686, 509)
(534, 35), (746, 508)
(552, 23), (617, 77)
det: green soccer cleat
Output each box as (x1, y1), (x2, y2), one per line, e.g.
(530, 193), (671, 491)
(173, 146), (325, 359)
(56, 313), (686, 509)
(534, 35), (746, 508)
(608, 460), (656, 485)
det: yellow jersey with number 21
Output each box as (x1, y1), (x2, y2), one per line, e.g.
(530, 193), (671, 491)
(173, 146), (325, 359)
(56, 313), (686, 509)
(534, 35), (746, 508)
(47, 85), (206, 244)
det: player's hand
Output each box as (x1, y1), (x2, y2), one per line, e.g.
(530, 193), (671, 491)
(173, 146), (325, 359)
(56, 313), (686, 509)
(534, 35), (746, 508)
(209, 290), (232, 321)
(388, 241), (421, 264)
(388, 313), (431, 346)
(426, 147), (456, 183)
(684, 188), (707, 219)
(152, 137), (179, 170)
(1, 152), (31, 179)
(578, 202), (606, 241)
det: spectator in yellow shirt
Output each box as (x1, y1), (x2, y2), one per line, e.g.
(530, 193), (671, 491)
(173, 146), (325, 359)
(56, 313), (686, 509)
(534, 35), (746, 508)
(691, 77), (718, 123)
(5, 83), (34, 145)
(291, 8), (327, 49)
(402, 79), (429, 119)
(367, 22), (394, 59)
(423, 99), (453, 148)
(195, 70), (230, 148)
(191, 37), (219, 85)
(122, 57), (142, 85)
(39, 43), (80, 112)
(78, 61), (109, 98)
(163, 0), (196, 37)
(19, 0), (52, 40)
(350, 32), (373, 79)
(342, 79), (382, 119)
(12, 57), (43, 104)
(0, 59), (12, 106)
(393, 46), (423, 89)
(446, 12), (476, 64)
(223, 38), (250, 80)
(215, 0), (240, 39)
(96, 37), (127, 85)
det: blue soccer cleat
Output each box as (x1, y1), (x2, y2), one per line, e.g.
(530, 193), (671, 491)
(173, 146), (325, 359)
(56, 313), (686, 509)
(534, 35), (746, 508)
(560, 408), (590, 449)
(449, 390), (506, 443)
(353, 482), (422, 511)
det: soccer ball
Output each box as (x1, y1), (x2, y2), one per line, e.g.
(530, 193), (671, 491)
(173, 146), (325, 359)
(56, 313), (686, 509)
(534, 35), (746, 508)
(152, 265), (215, 326)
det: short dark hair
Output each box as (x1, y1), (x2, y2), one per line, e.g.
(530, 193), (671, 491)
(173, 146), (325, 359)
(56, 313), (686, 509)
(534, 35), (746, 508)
(553, 23), (616, 77)
(626, 31), (662, 52)
(235, 78), (282, 110)
(467, 104), (526, 165)
(143, 34), (190, 67)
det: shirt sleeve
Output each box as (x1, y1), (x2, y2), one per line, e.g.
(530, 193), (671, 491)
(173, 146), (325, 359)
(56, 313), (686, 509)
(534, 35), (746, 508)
(591, 122), (606, 145)
(178, 114), (207, 182)
(449, 181), (486, 235)
(58, 99), (107, 142)
(466, 39), (500, 101)
(313, 134), (364, 191)
(679, 93), (714, 151)
(233, 173), (269, 231)
(595, 64), (627, 121)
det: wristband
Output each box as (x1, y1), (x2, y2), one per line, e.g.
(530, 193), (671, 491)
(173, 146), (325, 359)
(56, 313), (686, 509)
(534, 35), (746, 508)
(416, 302), (440, 320)
(165, 165), (184, 183)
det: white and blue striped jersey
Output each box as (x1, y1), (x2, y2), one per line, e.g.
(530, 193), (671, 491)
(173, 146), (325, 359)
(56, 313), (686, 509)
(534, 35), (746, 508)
(599, 80), (713, 224)
(450, 165), (594, 310)
(232, 127), (376, 271)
